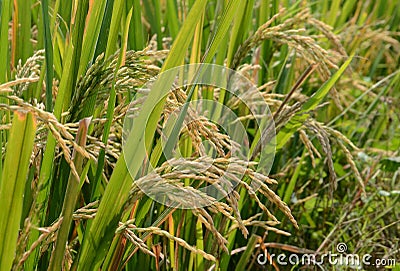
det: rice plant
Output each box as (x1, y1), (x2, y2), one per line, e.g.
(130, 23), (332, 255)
(0, 0), (399, 270)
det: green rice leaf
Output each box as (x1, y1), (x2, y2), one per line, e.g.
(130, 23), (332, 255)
(0, 112), (36, 271)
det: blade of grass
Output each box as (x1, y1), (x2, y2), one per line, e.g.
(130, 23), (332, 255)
(258, 0), (279, 85)
(169, 214), (176, 270)
(226, 0), (254, 68)
(143, 0), (162, 49)
(10, 0), (17, 69)
(41, 0), (54, 111)
(94, 0), (114, 59)
(195, 218), (204, 270)
(104, 0), (125, 60)
(234, 234), (260, 271)
(0, 0), (11, 82)
(300, 53), (354, 113)
(77, 0), (108, 77)
(166, 0), (180, 39)
(207, 0), (243, 120)
(202, 0), (242, 64)
(0, 0), (12, 183)
(16, 0), (32, 64)
(327, 0), (341, 27)
(61, 0), (89, 110)
(282, 149), (306, 204)
(128, 0), (145, 50)
(210, 0), (226, 66)
(212, 0), (251, 121)
(0, 111), (36, 271)
(336, 0), (357, 27)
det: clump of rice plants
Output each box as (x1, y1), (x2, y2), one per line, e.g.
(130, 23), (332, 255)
(0, 0), (398, 270)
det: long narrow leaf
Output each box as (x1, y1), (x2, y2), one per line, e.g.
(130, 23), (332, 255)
(48, 118), (90, 271)
(0, 112), (36, 271)
(41, 0), (54, 111)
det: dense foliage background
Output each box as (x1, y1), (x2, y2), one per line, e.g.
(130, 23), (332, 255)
(0, 0), (399, 270)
